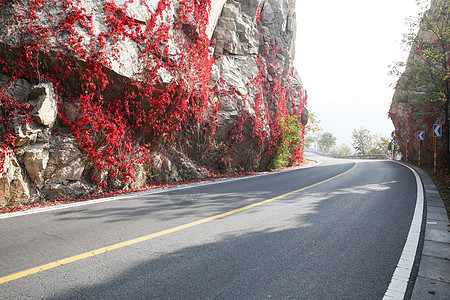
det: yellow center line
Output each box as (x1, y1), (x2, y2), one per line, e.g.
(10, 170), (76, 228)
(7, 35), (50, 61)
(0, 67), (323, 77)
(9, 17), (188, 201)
(0, 162), (357, 285)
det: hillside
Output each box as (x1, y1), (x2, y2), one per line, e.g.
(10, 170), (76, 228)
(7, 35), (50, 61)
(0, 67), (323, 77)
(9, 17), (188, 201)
(0, 0), (308, 207)
(389, 0), (449, 171)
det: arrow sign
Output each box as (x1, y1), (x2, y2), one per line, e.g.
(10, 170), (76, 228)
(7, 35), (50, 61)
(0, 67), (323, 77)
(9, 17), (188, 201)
(391, 139), (397, 146)
(433, 124), (442, 137)
(418, 131), (425, 140)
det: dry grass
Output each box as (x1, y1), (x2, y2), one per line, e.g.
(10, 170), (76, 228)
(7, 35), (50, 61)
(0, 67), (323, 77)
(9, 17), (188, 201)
(423, 168), (450, 220)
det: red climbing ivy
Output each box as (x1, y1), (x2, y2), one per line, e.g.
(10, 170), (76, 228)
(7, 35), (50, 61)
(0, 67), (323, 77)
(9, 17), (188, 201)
(0, 0), (307, 193)
(0, 0), (215, 187)
(223, 41), (307, 170)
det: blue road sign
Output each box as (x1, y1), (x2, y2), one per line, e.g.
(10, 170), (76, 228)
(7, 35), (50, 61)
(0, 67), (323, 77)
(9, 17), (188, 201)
(391, 139), (397, 146)
(433, 124), (442, 137)
(418, 131), (425, 140)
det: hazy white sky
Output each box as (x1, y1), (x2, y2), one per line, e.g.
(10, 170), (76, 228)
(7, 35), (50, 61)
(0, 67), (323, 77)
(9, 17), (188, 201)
(294, 0), (423, 147)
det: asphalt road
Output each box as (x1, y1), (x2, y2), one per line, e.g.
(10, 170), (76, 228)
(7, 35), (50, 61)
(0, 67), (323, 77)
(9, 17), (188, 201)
(0, 153), (419, 299)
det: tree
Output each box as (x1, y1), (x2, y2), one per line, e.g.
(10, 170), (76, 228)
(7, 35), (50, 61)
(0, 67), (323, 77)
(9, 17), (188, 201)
(370, 137), (391, 156)
(339, 143), (353, 156)
(303, 111), (322, 150)
(331, 143), (352, 156)
(390, 0), (450, 173)
(318, 132), (336, 153)
(351, 128), (374, 155)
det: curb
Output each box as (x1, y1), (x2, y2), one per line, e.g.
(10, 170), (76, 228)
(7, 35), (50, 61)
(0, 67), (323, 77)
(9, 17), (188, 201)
(409, 166), (450, 300)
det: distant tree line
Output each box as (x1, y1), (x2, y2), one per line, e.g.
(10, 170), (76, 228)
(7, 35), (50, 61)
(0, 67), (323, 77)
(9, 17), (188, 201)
(303, 112), (390, 156)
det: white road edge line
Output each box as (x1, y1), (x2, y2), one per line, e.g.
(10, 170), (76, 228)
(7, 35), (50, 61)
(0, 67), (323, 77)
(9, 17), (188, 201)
(383, 162), (424, 299)
(0, 157), (323, 220)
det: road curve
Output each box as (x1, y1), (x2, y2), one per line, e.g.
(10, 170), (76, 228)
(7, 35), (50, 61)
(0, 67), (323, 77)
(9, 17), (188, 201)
(0, 154), (419, 299)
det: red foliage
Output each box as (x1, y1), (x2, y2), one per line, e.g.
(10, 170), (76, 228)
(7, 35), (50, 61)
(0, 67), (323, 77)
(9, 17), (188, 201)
(0, 0), (215, 188)
(223, 42), (307, 169)
(0, 0), (307, 202)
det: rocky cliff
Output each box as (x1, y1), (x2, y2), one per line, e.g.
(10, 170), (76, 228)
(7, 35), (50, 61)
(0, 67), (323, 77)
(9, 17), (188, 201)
(0, 0), (308, 207)
(389, 0), (449, 169)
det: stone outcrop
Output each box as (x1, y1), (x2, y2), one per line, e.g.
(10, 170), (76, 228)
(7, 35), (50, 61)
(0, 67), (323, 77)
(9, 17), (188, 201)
(211, 0), (306, 168)
(389, 0), (449, 167)
(0, 151), (36, 207)
(0, 80), (93, 204)
(0, 0), (307, 207)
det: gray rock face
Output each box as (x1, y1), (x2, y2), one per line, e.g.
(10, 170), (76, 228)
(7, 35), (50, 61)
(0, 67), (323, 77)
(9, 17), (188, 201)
(29, 83), (58, 128)
(0, 74), (31, 103)
(1, 79), (90, 204)
(0, 0), (306, 206)
(301, 105), (309, 126)
(0, 0), (227, 93)
(211, 0), (306, 169)
(213, 1), (260, 56)
(207, 0), (228, 39)
(18, 143), (49, 188)
(0, 151), (35, 207)
(389, 1), (448, 166)
(41, 182), (88, 200)
(13, 122), (43, 147)
(8, 81), (57, 147)
(44, 136), (86, 184)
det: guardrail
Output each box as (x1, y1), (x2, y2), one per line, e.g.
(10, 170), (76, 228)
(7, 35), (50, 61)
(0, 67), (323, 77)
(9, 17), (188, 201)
(336, 154), (389, 160)
(305, 150), (388, 160)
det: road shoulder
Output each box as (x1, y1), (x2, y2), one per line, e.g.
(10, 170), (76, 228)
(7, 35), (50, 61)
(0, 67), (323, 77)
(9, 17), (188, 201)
(410, 166), (450, 300)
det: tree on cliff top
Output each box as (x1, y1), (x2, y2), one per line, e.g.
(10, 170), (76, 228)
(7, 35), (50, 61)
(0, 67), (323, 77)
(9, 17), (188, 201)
(390, 0), (450, 174)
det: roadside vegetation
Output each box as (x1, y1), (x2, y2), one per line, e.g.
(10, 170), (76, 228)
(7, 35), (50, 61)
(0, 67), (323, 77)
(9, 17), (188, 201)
(389, 0), (450, 175)
(270, 116), (304, 171)
(351, 128), (392, 157)
(423, 168), (450, 218)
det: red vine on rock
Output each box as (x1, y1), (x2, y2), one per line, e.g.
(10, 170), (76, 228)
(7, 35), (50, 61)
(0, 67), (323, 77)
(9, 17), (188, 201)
(0, 0), (308, 205)
(0, 0), (215, 189)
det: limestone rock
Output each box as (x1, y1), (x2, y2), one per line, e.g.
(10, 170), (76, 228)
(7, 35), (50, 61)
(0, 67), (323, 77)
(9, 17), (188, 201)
(301, 105), (309, 126)
(130, 163), (146, 189)
(13, 121), (43, 147)
(42, 182), (88, 200)
(38, 136), (87, 199)
(44, 136), (85, 184)
(146, 152), (174, 183)
(389, 1), (447, 165)
(17, 143), (49, 189)
(61, 100), (82, 123)
(11, 82), (57, 146)
(0, 0), (307, 206)
(207, 0), (227, 39)
(29, 83), (58, 127)
(213, 1), (260, 56)
(0, 74), (31, 103)
(0, 151), (34, 207)
(224, 56), (259, 95)
(145, 150), (204, 183)
(1, 0), (209, 89)
(211, 0), (305, 170)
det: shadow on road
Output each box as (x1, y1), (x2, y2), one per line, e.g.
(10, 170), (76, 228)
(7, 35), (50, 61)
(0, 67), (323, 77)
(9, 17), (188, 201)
(39, 162), (416, 299)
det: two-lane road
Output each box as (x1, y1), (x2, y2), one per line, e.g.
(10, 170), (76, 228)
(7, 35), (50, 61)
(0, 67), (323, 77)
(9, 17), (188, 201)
(0, 154), (421, 299)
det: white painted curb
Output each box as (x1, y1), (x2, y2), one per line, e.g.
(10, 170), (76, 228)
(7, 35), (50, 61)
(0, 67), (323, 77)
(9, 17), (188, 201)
(383, 163), (424, 299)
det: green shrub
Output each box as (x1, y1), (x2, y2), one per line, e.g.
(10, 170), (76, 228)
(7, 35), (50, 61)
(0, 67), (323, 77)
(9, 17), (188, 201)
(270, 116), (303, 171)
